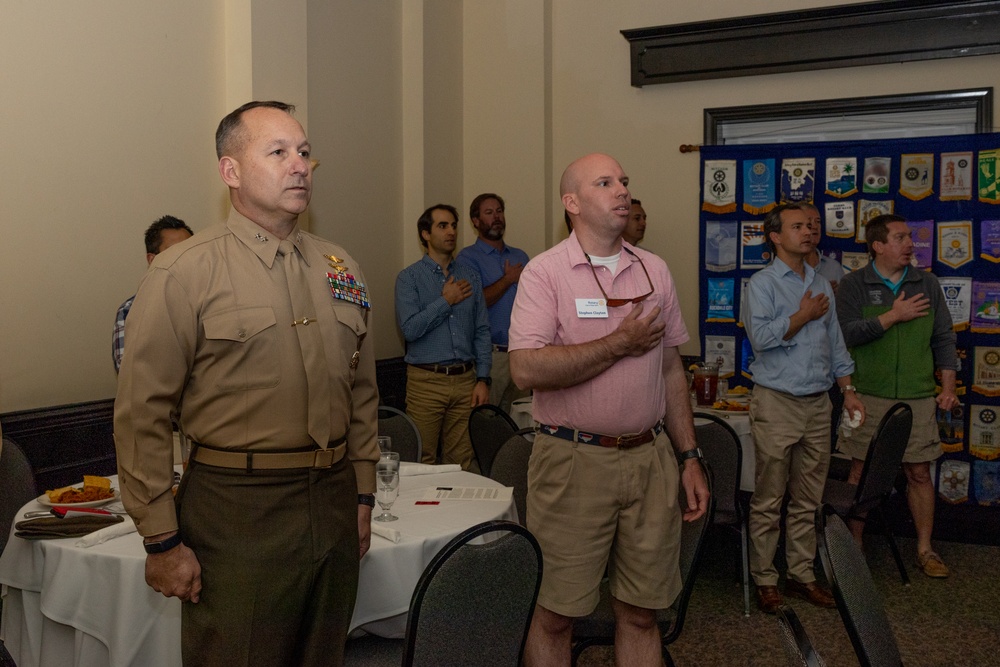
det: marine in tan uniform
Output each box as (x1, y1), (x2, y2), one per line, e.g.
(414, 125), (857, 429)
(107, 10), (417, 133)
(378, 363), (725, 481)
(114, 101), (379, 666)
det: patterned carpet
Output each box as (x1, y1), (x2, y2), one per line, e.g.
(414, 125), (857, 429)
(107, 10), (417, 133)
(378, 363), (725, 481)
(577, 530), (1000, 667)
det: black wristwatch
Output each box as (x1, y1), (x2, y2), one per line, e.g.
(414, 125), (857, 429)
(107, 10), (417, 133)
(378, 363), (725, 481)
(678, 447), (705, 465)
(143, 533), (183, 554)
(477, 376), (492, 386)
(358, 493), (376, 508)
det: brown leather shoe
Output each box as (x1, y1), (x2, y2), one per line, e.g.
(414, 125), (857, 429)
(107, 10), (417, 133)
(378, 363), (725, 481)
(785, 579), (836, 608)
(756, 585), (783, 614)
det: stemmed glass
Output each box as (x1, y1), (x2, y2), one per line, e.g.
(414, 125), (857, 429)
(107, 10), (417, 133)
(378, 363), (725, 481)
(377, 436), (392, 454)
(374, 470), (399, 522)
(378, 451), (400, 474)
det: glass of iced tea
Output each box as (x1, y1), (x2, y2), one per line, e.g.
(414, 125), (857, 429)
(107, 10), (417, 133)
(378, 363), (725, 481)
(692, 362), (720, 407)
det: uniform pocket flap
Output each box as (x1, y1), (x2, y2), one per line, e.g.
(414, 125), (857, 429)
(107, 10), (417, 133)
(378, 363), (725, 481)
(203, 306), (277, 343)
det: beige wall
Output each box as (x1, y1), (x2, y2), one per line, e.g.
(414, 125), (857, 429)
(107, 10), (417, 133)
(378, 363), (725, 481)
(1, 0), (997, 411)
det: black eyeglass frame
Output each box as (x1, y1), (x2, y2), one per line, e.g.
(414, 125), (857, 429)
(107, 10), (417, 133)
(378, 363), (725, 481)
(584, 247), (654, 307)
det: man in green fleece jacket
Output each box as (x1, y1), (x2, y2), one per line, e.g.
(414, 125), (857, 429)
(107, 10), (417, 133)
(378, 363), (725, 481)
(836, 214), (959, 578)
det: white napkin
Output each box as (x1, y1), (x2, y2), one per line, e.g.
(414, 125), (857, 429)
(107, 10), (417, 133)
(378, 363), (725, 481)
(400, 463), (461, 476)
(370, 522), (401, 543)
(75, 520), (138, 548)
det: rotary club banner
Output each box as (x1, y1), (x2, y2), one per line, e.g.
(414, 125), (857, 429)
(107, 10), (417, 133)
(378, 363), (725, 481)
(705, 221), (738, 272)
(856, 200), (893, 242)
(980, 149), (1000, 204)
(937, 406), (965, 454)
(740, 222), (769, 269)
(702, 160), (737, 214)
(973, 347), (1000, 396)
(780, 158), (815, 203)
(970, 404), (1000, 460)
(972, 281), (1000, 333)
(824, 157), (857, 197)
(899, 153), (934, 200)
(738, 276), (751, 328)
(862, 157), (891, 194)
(704, 335), (736, 378)
(940, 151), (973, 201)
(823, 201), (855, 238)
(706, 278), (735, 322)
(908, 220), (934, 269)
(974, 460), (1000, 505)
(740, 336), (754, 379)
(939, 277), (972, 331)
(742, 159), (776, 215)
(936, 220), (972, 269)
(841, 252), (869, 272)
(982, 221), (1000, 263)
(938, 459), (970, 504)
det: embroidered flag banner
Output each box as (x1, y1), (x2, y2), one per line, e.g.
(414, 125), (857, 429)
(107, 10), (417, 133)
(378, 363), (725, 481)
(982, 221), (1000, 263)
(856, 200), (894, 242)
(780, 158), (815, 203)
(973, 348), (1000, 397)
(972, 281), (1000, 333)
(937, 221), (972, 269)
(706, 278), (735, 322)
(974, 460), (1000, 505)
(970, 404), (1000, 460)
(705, 221), (738, 272)
(740, 222), (769, 269)
(824, 201), (855, 239)
(842, 252), (869, 272)
(900, 153), (934, 200)
(863, 157), (891, 194)
(940, 151), (973, 201)
(980, 149), (1000, 205)
(704, 335), (736, 378)
(939, 277), (972, 331)
(742, 159), (776, 215)
(938, 459), (970, 504)
(824, 157), (857, 197)
(702, 160), (737, 213)
(937, 406), (965, 454)
(909, 219), (934, 269)
(738, 277), (751, 328)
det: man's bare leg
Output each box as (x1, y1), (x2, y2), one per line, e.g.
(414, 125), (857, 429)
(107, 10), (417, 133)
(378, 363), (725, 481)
(903, 461), (935, 555)
(524, 605), (572, 667)
(611, 598), (663, 667)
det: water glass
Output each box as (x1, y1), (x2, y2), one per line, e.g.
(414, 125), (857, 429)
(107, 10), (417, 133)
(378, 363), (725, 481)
(374, 470), (399, 522)
(378, 451), (400, 475)
(377, 436), (392, 454)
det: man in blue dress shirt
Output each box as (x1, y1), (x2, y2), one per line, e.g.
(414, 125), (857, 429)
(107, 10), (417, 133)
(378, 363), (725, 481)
(456, 193), (530, 406)
(396, 204), (492, 469)
(743, 202), (865, 614)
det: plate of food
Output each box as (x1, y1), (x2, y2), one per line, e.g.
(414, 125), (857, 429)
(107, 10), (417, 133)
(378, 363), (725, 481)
(37, 475), (119, 507)
(711, 398), (750, 412)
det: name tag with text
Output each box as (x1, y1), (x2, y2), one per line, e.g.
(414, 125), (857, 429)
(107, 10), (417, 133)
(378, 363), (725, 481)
(576, 298), (609, 318)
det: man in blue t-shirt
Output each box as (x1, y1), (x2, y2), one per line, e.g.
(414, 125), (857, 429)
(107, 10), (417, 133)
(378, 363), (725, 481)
(456, 193), (530, 407)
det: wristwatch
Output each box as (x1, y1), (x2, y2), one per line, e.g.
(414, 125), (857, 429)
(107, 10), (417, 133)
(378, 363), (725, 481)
(358, 493), (376, 508)
(678, 447), (704, 465)
(840, 384), (857, 394)
(143, 533), (183, 554)
(476, 377), (492, 386)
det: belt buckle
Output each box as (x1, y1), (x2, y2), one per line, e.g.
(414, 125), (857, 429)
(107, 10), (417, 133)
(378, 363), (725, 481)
(313, 449), (334, 468)
(615, 434), (627, 448)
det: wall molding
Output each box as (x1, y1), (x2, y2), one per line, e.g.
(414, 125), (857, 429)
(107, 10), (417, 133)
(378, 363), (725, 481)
(621, 0), (1000, 87)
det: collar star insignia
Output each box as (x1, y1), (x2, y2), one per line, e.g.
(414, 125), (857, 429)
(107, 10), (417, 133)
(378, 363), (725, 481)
(296, 232), (303, 243)
(254, 233), (268, 242)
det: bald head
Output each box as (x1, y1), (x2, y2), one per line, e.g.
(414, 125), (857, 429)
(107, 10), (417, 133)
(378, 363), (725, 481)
(559, 153), (631, 244)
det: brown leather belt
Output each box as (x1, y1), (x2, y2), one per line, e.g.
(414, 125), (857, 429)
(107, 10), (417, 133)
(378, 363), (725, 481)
(191, 441), (346, 472)
(537, 421), (664, 449)
(411, 362), (474, 376)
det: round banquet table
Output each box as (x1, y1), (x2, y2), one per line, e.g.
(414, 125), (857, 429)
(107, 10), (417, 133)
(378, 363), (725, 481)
(0, 464), (516, 667)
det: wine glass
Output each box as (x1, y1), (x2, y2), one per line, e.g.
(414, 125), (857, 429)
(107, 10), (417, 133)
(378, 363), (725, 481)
(378, 451), (400, 475)
(374, 470), (399, 522)
(377, 435), (392, 454)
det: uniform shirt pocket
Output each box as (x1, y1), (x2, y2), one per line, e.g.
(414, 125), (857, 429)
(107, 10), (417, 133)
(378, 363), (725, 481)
(202, 306), (280, 392)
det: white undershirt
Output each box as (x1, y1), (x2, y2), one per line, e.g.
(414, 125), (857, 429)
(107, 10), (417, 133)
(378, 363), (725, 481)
(588, 252), (620, 275)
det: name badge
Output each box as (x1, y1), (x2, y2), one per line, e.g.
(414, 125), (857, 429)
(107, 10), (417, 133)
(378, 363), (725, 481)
(576, 298), (608, 318)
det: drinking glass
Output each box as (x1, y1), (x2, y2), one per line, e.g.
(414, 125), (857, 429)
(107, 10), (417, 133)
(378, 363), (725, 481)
(378, 451), (400, 475)
(377, 436), (392, 454)
(374, 470), (399, 522)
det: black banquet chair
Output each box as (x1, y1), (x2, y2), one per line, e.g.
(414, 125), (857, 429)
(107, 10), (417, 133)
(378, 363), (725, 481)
(816, 505), (904, 667)
(488, 433), (533, 527)
(822, 402), (911, 584)
(468, 404), (518, 477)
(571, 464), (715, 667)
(377, 405), (422, 463)
(345, 520), (543, 667)
(1, 437), (37, 556)
(693, 411), (750, 616)
(776, 604), (826, 667)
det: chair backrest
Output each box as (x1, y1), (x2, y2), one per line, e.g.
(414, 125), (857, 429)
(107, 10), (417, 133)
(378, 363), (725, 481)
(662, 461), (715, 645)
(1, 437), (37, 555)
(854, 402), (912, 513)
(693, 412), (743, 525)
(377, 406), (422, 463)
(816, 505), (902, 667)
(777, 605), (827, 667)
(488, 434), (533, 526)
(403, 520), (542, 667)
(468, 404), (518, 477)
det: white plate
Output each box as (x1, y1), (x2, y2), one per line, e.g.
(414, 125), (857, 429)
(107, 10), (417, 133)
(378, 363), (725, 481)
(37, 489), (119, 508)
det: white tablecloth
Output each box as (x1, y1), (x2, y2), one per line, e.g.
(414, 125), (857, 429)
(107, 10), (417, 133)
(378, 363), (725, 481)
(0, 466), (516, 667)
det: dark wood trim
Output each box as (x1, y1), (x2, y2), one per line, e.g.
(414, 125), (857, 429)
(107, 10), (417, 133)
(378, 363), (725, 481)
(621, 0), (1000, 87)
(703, 88), (993, 144)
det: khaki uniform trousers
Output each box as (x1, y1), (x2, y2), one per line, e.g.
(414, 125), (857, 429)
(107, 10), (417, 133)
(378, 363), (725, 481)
(406, 365), (476, 470)
(748, 386), (831, 586)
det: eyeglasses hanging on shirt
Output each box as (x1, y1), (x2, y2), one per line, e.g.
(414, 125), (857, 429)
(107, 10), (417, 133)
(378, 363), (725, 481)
(584, 247), (654, 307)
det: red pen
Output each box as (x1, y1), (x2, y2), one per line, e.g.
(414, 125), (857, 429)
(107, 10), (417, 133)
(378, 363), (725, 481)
(51, 506), (113, 518)
(415, 501), (440, 505)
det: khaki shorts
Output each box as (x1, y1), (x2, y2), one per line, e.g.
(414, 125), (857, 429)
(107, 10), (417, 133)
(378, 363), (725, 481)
(526, 431), (682, 617)
(837, 394), (941, 463)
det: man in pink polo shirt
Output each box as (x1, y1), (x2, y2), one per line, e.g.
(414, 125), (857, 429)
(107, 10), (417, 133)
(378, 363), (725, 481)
(509, 153), (709, 666)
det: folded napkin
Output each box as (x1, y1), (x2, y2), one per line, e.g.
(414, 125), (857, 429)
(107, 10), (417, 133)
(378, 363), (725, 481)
(75, 519), (138, 547)
(400, 463), (462, 476)
(15, 515), (125, 540)
(370, 522), (401, 543)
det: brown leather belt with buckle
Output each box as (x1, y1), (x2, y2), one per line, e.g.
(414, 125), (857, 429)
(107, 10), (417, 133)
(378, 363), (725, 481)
(537, 421), (664, 449)
(191, 441), (346, 472)
(411, 362), (474, 376)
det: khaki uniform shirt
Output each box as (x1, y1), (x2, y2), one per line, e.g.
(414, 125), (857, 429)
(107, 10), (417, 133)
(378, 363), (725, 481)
(115, 209), (379, 536)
